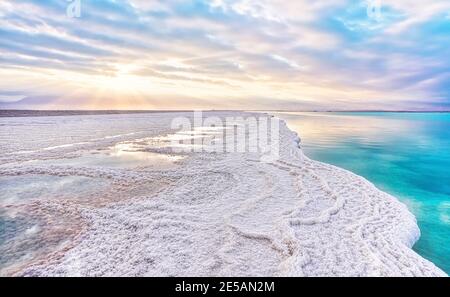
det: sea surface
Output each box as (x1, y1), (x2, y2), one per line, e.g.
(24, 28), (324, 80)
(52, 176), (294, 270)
(273, 111), (450, 274)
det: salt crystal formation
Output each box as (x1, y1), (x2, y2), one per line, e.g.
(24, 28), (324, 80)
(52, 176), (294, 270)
(0, 112), (445, 276)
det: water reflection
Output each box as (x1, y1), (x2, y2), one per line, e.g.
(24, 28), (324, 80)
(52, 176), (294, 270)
(151, 126), (229, 151)
(10, 139), (185, 170)
(0, 175), (110, 205)
(0, 174), (114, 275)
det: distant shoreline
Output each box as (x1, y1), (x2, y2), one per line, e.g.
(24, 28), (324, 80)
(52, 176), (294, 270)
(0, 109), (449, 118)
(0, 110), (202, 118)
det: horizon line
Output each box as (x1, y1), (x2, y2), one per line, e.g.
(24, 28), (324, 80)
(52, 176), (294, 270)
(1, 109), (450, 118)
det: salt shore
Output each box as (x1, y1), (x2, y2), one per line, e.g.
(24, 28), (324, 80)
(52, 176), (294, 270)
(0, 112), (446, 276)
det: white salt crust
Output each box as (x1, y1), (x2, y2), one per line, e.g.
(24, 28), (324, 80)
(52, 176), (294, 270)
(0, 112), (445, 276)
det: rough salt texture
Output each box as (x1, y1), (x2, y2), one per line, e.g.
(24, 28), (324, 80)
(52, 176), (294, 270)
(0, 112), (446, 276)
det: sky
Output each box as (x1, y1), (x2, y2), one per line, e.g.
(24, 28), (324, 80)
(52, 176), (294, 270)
(0, 0), (449, 110)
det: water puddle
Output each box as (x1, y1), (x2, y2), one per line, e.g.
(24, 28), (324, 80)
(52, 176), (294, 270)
(0, 174), (112, 275)
(0, 207), (83, 276)
(46, 148), (183, 170)
(0, 175), (110, 206)
(9, 140), (185, 170)
(0, 128), (223, 275)
(150, 126), (229, 151)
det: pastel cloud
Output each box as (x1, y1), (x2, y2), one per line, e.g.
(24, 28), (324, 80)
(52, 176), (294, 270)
(0, 0), (448, 110)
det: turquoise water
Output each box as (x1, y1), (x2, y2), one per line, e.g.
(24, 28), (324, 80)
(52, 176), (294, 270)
(274, 112), (450, 274)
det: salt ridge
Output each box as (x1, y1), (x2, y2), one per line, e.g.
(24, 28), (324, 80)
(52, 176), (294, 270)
(1, 112), (445, 276)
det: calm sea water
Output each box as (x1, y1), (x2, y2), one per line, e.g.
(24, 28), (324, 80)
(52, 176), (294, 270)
(274, 112), (450, 274)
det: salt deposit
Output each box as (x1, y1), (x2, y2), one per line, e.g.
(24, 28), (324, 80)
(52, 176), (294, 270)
(0, 112), (445, 276)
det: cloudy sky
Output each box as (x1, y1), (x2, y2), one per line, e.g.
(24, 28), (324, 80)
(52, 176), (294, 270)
(0, 0), (449, 110)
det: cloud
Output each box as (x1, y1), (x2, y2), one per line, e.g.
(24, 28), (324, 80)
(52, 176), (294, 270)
(0, 0), (448, 110)
(382, 0), (450, 34)
(0, 92), (26, 103)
